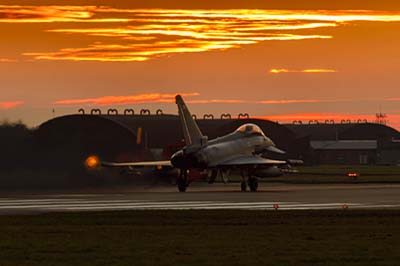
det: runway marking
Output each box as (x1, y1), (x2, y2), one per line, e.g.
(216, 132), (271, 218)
(0, 199), (81, 203)
(0, 201), (283, 210)
(0, 200), (212, 206)
(1, 197), (400, 212)
(0, 201), (222, 209)
(56, 205), (355, 211)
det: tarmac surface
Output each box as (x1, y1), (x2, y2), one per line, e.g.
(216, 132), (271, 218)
(1, 182), (400, 214)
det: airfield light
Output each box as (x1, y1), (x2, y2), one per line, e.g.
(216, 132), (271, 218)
(85, 155), (100, 169)
(347, 172), (359, 178)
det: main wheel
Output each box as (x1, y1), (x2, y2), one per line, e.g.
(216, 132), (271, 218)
(177, 178), (187, 192)
(240, 181), (247, 192)
(248, 178), (258, 192)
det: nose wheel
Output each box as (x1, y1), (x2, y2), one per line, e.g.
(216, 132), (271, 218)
(177, 169), (189, 192)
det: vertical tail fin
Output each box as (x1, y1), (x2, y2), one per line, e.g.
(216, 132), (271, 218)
(175, 95), (204, 146)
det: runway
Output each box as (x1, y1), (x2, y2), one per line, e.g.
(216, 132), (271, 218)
(1, 183), (400, 214)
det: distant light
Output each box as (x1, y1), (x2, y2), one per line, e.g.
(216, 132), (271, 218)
(156, 165), (163, 171)
(85, 155), (100, 169)
(347, 172), (359, 178)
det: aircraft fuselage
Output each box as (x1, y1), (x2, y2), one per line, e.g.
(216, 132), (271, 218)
(171, 130), (275, 170)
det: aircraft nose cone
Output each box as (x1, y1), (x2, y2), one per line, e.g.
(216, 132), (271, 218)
(266, 145), (286, 154)
(171, 150), (186, 169)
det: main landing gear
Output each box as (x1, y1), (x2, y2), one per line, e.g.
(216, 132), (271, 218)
(177, 169), (189, 192)
(248, 177), (259, 192)
(240, 171), (258, 192)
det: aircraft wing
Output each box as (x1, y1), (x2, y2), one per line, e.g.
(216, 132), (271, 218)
(216, 156), (287, 167)
(101, 160), (172, 167)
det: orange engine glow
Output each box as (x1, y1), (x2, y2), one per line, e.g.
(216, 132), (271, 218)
(85, 155), (100, 169)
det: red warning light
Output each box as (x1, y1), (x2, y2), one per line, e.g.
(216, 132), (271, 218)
(347, 172), (359, 178)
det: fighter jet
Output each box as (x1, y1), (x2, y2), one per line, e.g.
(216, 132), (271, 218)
(100, 94), (300, 192)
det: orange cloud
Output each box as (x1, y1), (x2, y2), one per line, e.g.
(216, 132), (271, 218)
(0, 101), (24, 109)
(54, 95), (353, 106)
(126, 9), (400, 22)
(4, 7), (399, 24)
(259, 99), (321, 104)
(385, 98), (400, 102)
(53, 93), (199, 106)
(25, 35), (331, 62)
(187, 99), (246, 104)
(0, 5), (128, 23)
(258, 98), (353, 104)
(0, 58), (17, 62)
(48, 25), (332, 41)
(24, 40), (250, 62)
(5, 6), (399, 62)
(270, 68), (337, 74)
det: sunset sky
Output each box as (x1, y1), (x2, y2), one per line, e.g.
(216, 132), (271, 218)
(1, 0), (400, 129)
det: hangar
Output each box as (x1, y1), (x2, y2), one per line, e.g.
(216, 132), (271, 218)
(35, 113), (400, 168)
(35, 114), (299, 163)
(286, 123), (400, 165)
(285, 123), (400, 141)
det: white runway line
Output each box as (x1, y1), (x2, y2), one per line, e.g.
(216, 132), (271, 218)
(0, 200), (232, 210)
(0, 201), (216, 209)
(0, 201), (356, 211)
(0, 202), (276, 210)
(51, 203), (358, 211)
(0, 198), (399, 211)
(0, 199), (80, 204)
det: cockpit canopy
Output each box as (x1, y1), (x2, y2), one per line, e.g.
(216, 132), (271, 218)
(236, 123), (265, 136)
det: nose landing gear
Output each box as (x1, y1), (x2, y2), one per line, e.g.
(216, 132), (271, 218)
(177, 169), (189, 192)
